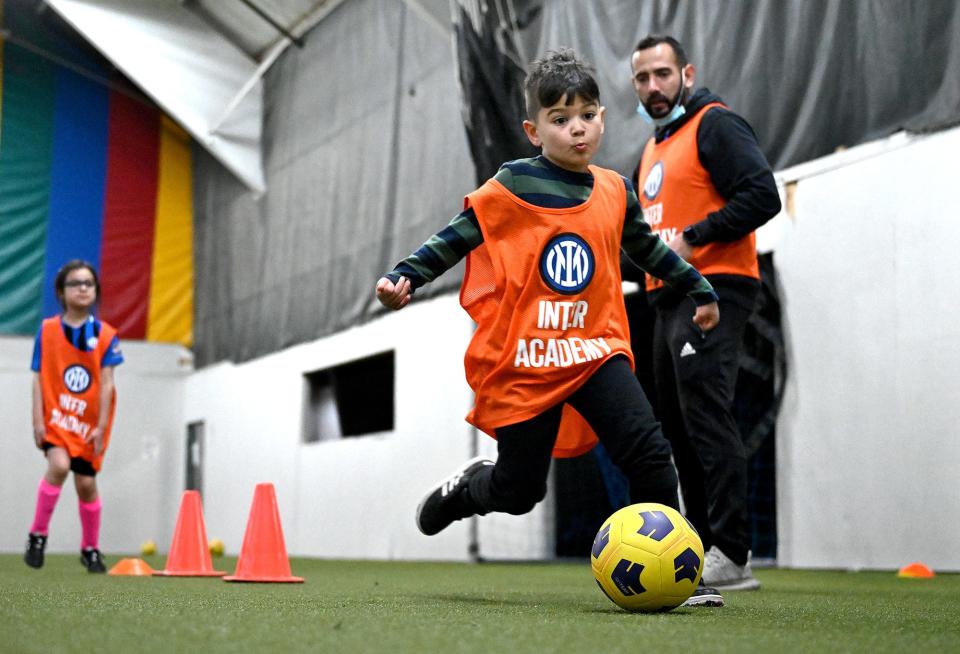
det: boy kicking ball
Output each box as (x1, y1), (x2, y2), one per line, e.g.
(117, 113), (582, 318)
(376, 49), (723, 607)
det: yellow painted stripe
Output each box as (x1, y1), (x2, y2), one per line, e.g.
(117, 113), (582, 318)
(147, 115), (193, 346)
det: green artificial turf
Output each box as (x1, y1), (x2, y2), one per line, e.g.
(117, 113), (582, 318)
(1, 555), (957, 653)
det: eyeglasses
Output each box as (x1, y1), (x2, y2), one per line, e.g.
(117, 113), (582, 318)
(64, 280), (96, 289)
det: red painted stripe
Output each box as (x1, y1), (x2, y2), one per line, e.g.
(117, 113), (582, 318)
(98, 91), (160, 339)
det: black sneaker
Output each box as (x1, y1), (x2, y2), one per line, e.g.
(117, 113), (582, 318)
(24, 533), (47, 569)
(681, 579), (725, 607)
(415, 457), (494, 535)
(80, 548), (107, 573)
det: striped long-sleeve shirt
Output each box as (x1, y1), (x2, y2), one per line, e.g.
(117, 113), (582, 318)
(386, 155), (717, 305)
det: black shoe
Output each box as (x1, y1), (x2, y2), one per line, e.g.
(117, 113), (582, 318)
(24, 533), (47, 569)
(681, 579), (725, 607)
(80, 548), (107, 573)
(415, 457), (494, 535)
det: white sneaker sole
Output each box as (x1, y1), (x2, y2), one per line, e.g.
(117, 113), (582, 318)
(682, 592), (725, 607)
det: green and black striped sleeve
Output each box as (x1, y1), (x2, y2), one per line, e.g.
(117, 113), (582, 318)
(385, 208), (484, 289)
(620, 180), (718, 305)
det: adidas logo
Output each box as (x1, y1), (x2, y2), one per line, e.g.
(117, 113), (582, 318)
(441, 474), (463, 497)
(680, 342), (697, 358)
(440, 459), (494, 496)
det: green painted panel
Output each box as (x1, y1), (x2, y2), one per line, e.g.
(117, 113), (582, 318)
(0, 41), (54, 334)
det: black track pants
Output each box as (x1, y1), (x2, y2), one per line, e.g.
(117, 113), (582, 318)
(468, 355), (679, 516)
(652, 296), (754, 565)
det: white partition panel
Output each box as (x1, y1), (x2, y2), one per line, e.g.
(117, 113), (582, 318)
(185, 294), (551, 562)
(774, 127), (960, 571)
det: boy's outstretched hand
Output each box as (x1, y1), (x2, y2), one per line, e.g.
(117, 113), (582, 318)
(693, 301), (720, 332)
(376, 276), (412, 310)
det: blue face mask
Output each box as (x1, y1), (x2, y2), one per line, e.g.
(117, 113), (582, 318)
(636, 72), (687, 127)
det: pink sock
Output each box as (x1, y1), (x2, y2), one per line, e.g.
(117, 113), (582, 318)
(78, 498), (102, 550)
(30, 478), (63, 536)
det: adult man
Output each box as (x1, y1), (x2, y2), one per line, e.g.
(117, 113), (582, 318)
(628, 35), (781, 591)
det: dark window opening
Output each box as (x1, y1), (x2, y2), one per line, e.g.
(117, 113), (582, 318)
(186, 421), (204, 494)
(303, 351), (395, 442)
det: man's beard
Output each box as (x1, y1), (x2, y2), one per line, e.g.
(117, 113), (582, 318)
(644, 87), (684, 118)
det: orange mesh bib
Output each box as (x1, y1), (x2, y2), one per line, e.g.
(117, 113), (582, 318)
(460, 166), (633, 457)
(636, 103), (759, 292)
(38, 317), (118, 471)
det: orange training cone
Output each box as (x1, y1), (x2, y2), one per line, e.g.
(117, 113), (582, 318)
(225, 483), (304, 583)
(154, 490), (226, 577)
(108, 558), (155, 576)
(897, 562), (935, 578)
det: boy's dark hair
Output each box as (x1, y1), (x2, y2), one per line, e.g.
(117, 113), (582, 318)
(55, 259), (100, 308)
(524, 49), (600, 120)
(634, 35), (689, 68)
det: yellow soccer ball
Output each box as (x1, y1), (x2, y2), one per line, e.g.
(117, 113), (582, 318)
(208, 538), (225, 558)
(140, 539), (156, 556)
(590, 503), (704, 612)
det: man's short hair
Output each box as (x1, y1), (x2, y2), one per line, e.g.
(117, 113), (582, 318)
(634, 35), (688, 68)
(524, 48), (600, 120)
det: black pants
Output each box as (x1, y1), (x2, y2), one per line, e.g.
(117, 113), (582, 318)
(652, 295), (754, 565)
(468, 355), (679, 516)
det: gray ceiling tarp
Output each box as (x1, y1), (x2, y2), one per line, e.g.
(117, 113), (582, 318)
(193, 0), (474, 365)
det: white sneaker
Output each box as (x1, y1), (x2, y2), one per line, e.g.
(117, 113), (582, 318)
(702, 546), (761, 591)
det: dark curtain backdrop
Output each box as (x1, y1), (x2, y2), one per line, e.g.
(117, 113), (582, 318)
(458, 0), (960, 179)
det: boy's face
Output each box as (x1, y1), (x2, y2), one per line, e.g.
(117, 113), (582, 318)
(523, 93), (605, 173)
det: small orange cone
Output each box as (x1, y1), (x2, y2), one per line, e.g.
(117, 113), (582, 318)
(225, 483), (304, 583)
(154, 490), (226, 577)
(108, 558), (155, 576)
(897, 562), (935, 578)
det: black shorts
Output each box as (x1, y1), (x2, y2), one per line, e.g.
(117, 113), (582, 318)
(41, 442), (97, 476)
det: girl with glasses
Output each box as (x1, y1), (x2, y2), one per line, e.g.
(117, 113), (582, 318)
(24, 260), (124, 573)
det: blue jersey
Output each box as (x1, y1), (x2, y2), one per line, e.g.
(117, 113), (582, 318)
(31, 315), (124, 372)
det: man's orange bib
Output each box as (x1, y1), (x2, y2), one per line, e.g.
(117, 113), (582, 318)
(460, 166), (633, 457)
(38, 317), (118, 471)
(637, 103), (759, 292)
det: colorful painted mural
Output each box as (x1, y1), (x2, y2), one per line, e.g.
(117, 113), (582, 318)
(0, 33), (193, 345)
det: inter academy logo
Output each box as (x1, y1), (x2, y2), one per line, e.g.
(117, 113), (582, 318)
(540, 233), (594, 294)
(643, 161), (664, 200)
(63, 365), (92, 393)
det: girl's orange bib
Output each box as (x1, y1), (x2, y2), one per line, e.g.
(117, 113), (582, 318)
(38, 317), (118, 470)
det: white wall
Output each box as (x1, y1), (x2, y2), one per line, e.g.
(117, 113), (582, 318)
(0, 337), (190, 554)
(772, 126), (960, 571)
(0, 294), (551, 561)
(184, 294), (552, 562)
